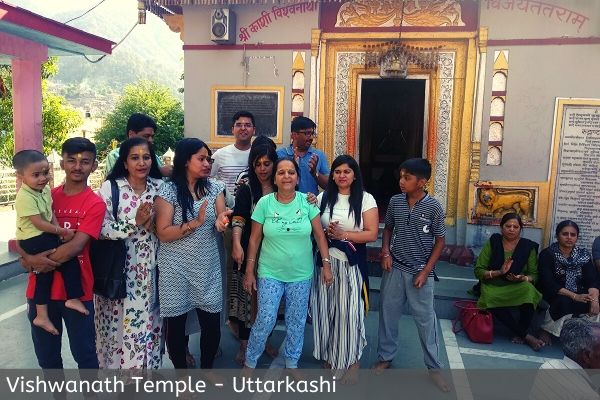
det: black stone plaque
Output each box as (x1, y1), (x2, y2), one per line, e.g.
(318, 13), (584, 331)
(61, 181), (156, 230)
(215, 90), (281, 139)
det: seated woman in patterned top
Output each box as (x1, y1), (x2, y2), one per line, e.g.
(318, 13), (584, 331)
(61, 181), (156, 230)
(537, 220), (600, 345)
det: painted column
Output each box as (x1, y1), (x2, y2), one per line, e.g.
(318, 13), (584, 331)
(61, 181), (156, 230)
(309, 29), (321, 122)
(12, 58), (44, 152)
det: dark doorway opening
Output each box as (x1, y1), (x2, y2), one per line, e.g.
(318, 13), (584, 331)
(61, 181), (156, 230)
(359, 79), (426, 216)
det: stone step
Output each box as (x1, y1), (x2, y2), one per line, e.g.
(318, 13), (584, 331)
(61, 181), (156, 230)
(0, 249), (23, 282)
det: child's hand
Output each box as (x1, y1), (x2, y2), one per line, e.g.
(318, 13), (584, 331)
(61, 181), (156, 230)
(380, 253), (392, 271)
(413, 271), (428, 289)
(61, 228), (75, 242)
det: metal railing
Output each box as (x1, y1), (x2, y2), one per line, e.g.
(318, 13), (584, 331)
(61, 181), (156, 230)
(0, 163), (106, 206)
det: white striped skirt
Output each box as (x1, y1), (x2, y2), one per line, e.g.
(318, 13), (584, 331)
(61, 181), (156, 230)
(310, 254), (367, 373)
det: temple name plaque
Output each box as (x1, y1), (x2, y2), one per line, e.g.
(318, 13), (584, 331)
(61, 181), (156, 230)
(551, 101), (600, 250)
(211, 86), (284, 144)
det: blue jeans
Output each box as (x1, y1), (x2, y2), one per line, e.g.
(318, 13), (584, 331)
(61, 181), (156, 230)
(377, 268), (443, 369)
(27, 299), (98, 369)
(245, 277), (311, 368)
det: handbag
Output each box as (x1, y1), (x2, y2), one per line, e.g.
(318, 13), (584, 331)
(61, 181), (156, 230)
(90, 180), (127, 299)
(452, 300), (494, 344)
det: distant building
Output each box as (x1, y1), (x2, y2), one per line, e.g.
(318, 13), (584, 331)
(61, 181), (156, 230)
(72, 109), (103, 142)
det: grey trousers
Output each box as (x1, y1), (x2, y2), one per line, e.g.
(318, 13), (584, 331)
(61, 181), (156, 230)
(377, 268), (443, 369)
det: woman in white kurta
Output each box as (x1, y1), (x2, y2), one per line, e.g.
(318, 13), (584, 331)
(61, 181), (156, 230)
(95, 137), (163, 369)
(311, 155), (379, 383)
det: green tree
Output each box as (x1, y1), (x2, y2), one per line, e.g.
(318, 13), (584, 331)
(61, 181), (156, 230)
(0, 57), (83, 165)
(94, 80), (184, 161)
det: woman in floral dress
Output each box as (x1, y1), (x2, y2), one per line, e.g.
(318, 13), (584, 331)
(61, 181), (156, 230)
(95, 137), (163, 369)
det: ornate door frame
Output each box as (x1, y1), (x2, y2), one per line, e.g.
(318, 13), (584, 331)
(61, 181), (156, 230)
(314, 32), (478, 239)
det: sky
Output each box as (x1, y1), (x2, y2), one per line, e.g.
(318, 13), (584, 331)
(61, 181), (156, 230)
(6, 0), (169, 41)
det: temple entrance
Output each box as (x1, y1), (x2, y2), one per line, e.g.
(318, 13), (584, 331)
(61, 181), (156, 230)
(358, 78), (426, 213)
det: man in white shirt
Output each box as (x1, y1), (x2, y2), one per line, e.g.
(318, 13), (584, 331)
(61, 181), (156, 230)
(211, 111), (255, 207)
(530, 318), (600, 400)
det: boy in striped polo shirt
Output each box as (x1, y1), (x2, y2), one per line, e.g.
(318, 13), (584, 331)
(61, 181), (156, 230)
(373, 158), (449, 392)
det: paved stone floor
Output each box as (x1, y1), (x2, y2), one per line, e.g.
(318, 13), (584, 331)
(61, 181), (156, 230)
(0, 273), (565, 371)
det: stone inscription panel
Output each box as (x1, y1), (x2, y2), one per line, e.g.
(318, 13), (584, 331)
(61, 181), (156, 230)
(552, 105), (600, 250)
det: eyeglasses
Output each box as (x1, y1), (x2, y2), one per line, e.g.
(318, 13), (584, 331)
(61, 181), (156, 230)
(234, 123), (254, 129)
(198, 156), (215, 164)
(294, 129), (317, 137)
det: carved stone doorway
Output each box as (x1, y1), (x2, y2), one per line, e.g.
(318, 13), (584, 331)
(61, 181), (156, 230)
(358, 78), (426, 213)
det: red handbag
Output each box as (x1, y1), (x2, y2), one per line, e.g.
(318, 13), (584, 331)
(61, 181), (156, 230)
(452, 300), (494, 344)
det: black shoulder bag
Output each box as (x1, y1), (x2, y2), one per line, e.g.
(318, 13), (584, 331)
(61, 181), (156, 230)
(90, 180), (127, 299)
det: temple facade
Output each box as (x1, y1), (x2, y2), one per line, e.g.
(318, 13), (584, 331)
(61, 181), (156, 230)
(147, 0), (600, 249)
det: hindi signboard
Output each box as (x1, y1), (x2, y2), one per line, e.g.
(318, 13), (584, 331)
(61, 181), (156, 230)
(211, 86), (284, 144)
(548, 98), (600, 250)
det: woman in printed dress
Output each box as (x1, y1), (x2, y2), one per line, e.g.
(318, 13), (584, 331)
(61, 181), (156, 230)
(95, 137), (163, 369)
(155, 138), (231, 376)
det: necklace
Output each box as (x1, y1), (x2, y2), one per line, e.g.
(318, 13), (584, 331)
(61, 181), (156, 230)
(128, 178), (146, 195)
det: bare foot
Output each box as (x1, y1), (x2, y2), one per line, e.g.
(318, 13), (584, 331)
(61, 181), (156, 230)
(341, 362), (359, 385)
(185, 349), (196, 368)
(241, 366), (254, 379)
(371, 360), (391, 375)
(33, 315), (59, 335)
(511, 336), (524, 344)
(524, 334), (544, 351)
(538, 330), (553, 346)
(286, 368), (306, 382)
(429, 370), (451, 393)
(65, 299), (89, 315)
(202, 371), (225, 386)
(264, 342), (279, 358)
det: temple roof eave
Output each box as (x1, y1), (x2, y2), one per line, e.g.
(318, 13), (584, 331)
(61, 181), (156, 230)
(146, 0), (334, 19)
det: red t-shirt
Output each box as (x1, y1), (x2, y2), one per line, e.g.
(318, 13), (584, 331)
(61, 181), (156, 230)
(26, 185), (106, 301)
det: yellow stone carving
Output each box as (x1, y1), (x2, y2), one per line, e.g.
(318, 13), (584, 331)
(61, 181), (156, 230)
(474, 187), (536, 223)
(336, 0), (465, 28)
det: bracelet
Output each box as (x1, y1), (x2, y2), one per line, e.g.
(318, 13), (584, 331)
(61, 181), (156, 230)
(185, 223), (193, 234)
(381, 254), (390, 258)
(591, 298), (599, 303)
(322, 258), (331, 264)
(247, 258), (256, 263)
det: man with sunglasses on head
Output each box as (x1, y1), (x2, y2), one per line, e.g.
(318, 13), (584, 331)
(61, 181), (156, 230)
(277, 116), (329, 194)
(211, 111), (255, 207)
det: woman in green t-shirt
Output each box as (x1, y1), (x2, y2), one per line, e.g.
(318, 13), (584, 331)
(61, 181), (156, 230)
(242, 157), (332, 372)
